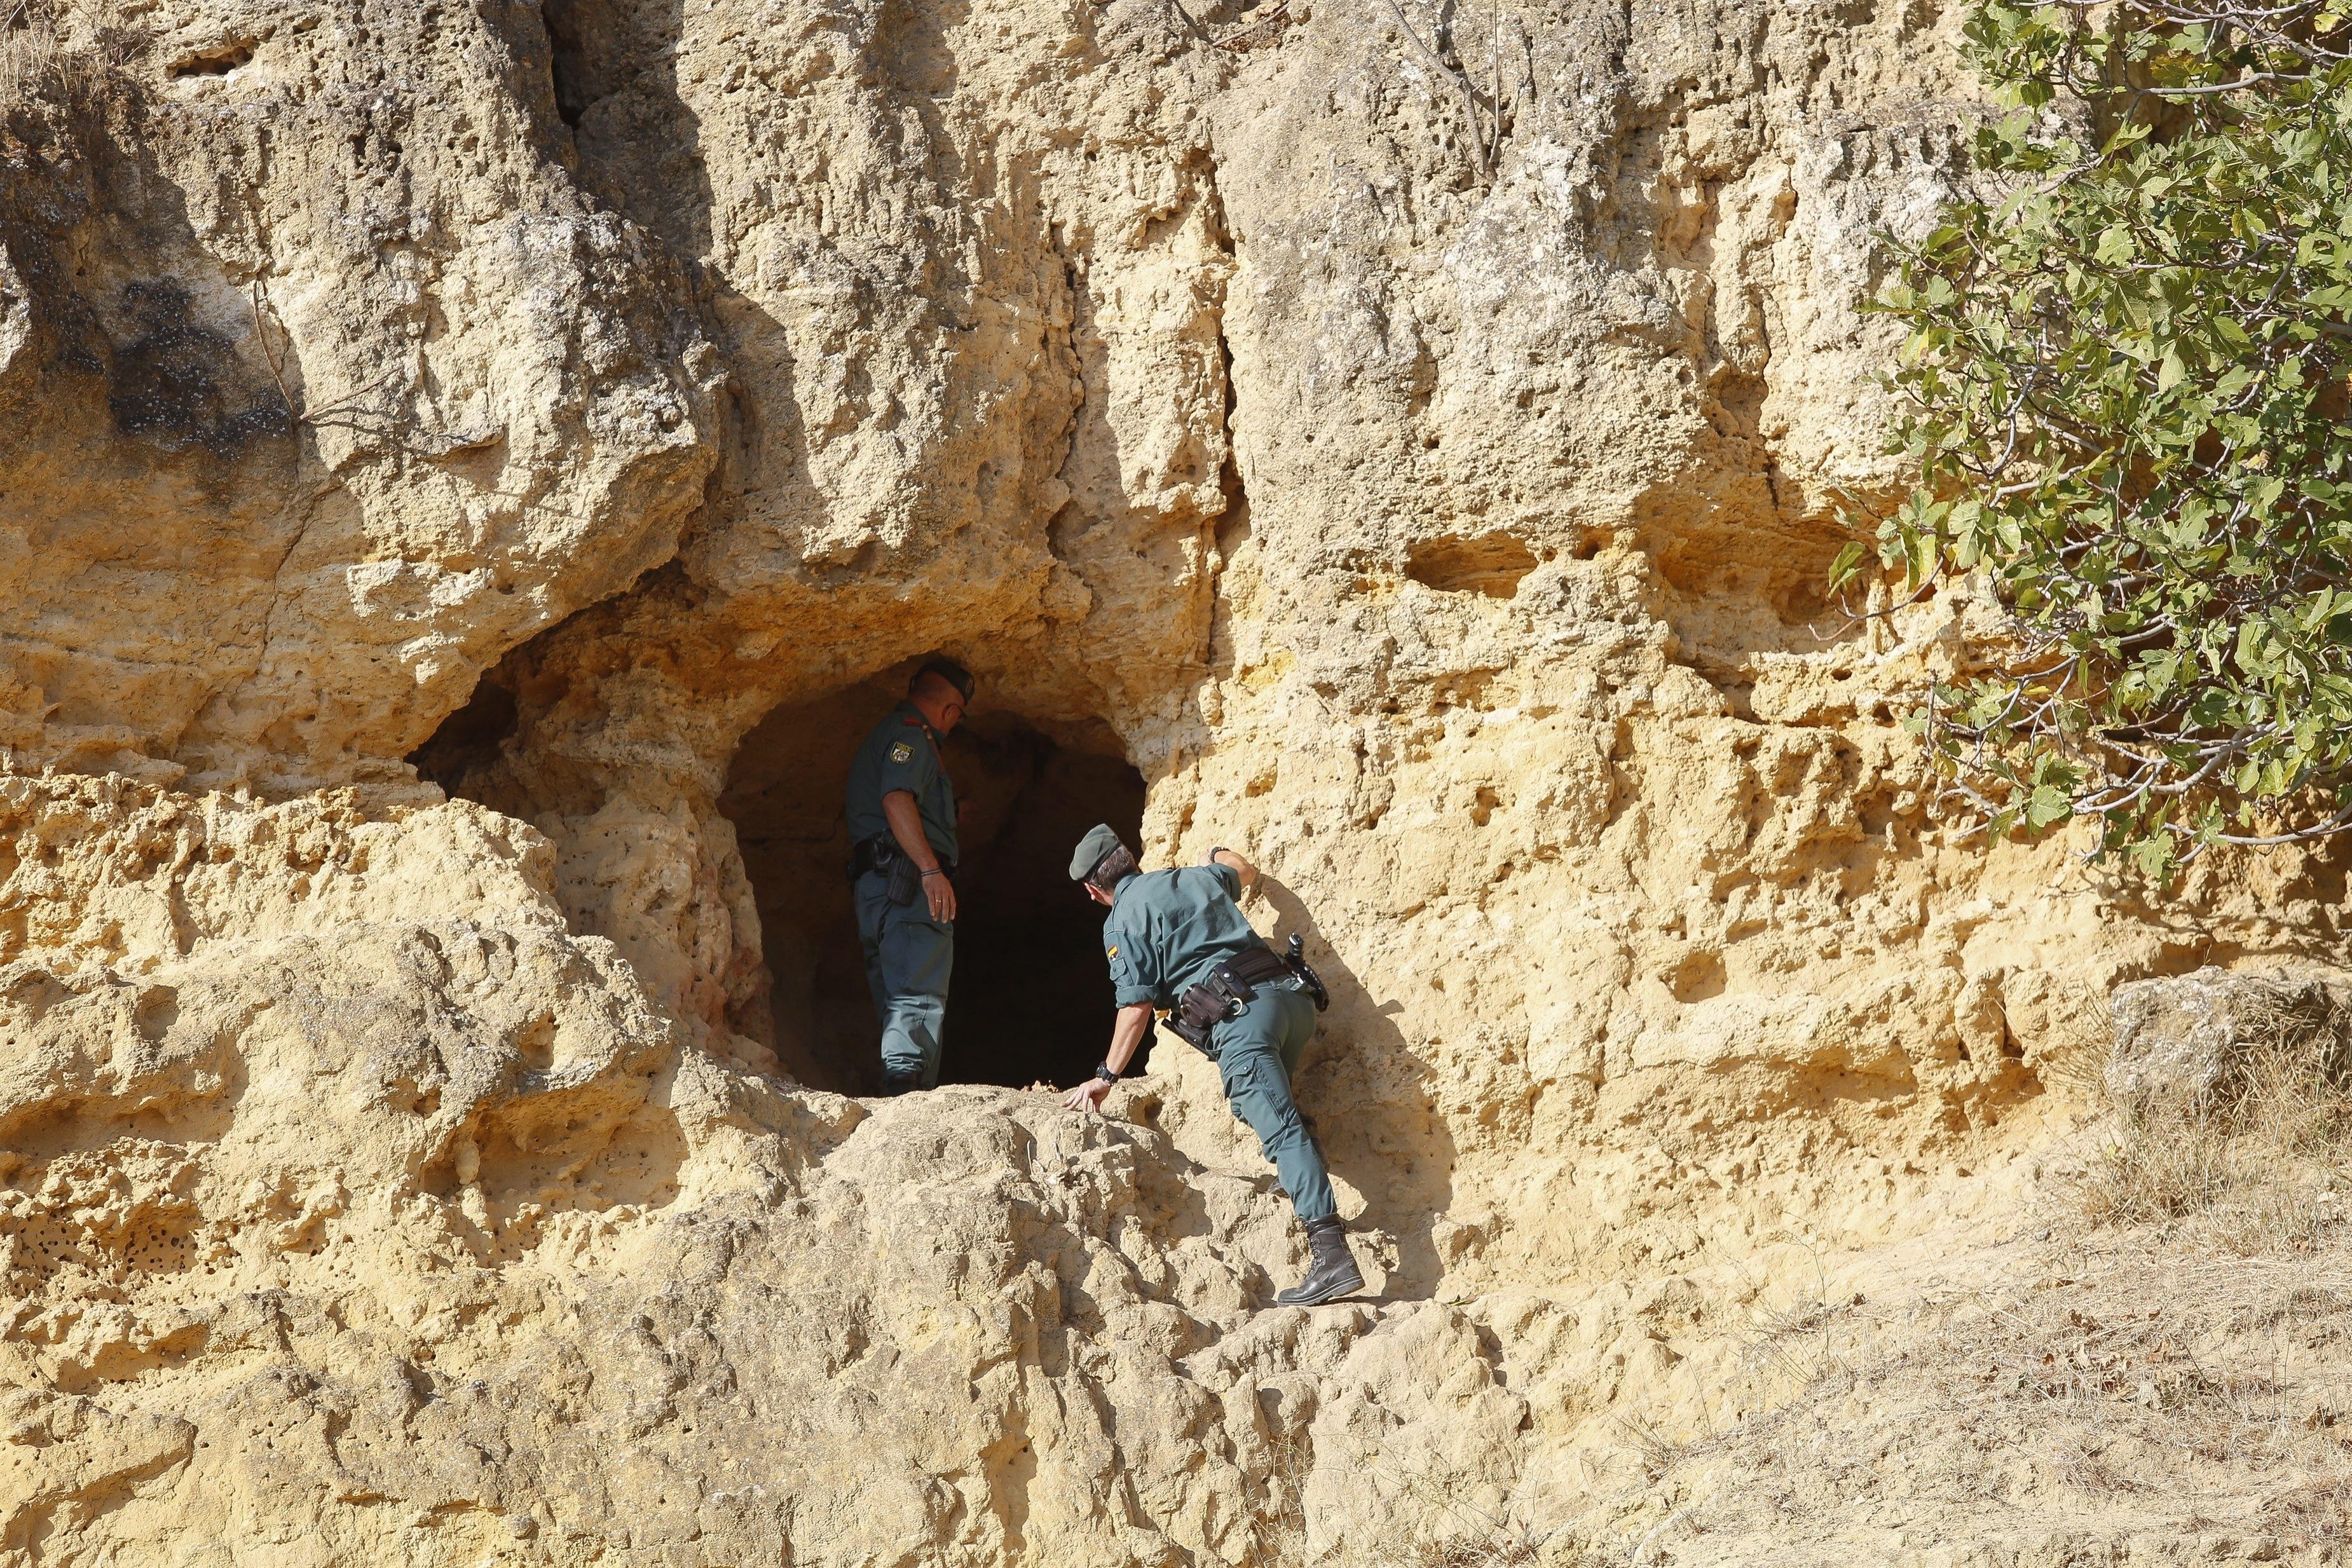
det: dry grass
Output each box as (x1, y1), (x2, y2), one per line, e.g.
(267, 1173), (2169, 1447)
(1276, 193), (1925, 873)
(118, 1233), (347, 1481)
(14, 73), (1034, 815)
(2080, 997), (2352, 1254)
(1557, 1245), (2352, 1562)
(1547, 1010), (2352, 1563)
(0, 0), (139, 112)
(1248, 1021), (2352, 1564)
(1375, 1489), (1549, 1568)
(1313, 1443), (1555, 1568)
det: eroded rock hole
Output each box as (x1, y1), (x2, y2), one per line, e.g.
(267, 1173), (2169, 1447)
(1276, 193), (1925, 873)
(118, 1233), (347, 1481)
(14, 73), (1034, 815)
(1405, 531), (1540, 598)
(407, 672), (519, 794)
(721, 683), (1147, 1095)
(165, 40), (255, 78)
(540, 0), (595, 128)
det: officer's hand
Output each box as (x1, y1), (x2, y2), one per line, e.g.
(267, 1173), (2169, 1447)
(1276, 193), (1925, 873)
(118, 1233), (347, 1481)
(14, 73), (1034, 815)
(924, 871), (957, 923)
(1062, 1078), (1111, 1114)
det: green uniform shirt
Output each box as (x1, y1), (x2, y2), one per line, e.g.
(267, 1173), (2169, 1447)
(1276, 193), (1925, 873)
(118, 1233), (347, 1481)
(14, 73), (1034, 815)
(845, 702), (958, 862)
(1100, 864), (1262, 1010)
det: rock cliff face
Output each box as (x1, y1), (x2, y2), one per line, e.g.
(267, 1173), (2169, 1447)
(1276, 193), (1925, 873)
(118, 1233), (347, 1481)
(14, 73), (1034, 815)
(4, 0), (2348, 1561)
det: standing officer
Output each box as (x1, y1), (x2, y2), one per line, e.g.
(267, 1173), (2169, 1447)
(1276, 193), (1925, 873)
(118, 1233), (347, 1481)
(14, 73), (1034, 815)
(844, 658), (973, 1094)
(1060, 826), (1364, 1307)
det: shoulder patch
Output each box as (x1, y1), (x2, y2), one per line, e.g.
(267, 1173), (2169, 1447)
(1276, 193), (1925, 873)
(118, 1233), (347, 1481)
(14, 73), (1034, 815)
(1105, 944), (1119, 960)
(889, 741), (913, 764)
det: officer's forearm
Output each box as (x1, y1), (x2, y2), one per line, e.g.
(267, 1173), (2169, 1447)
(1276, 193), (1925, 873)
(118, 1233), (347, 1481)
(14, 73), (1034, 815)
(1103, 1005), (1153, 1077)
(1209, 845), (1257, 892)
(880, 791), (938, 871)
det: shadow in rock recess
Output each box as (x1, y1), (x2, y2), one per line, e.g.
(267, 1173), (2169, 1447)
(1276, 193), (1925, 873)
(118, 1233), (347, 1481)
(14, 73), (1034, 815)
(1251, 872), (1453, 1304)
(720, 674), (1148, 1097)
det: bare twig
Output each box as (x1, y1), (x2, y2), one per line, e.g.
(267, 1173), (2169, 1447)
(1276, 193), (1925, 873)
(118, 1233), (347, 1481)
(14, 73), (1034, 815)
(246, 280), (299, 426)
(1375, 0), (1492, 177)
(1486, 15), (1503, 167)
(1214, 0), (1292, 51)
(1162, 0), (1217, 46)
(246, 276), (401, 433)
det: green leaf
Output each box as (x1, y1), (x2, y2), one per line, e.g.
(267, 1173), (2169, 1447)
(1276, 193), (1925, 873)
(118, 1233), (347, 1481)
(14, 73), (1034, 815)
(1876, 25), (2352, 882)
(2027, 784), (2073, 831)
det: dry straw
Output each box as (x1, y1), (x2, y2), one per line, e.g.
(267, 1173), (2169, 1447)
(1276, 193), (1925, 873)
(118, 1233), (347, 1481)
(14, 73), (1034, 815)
(0, 0), (137, 109)
(2084, 981), (2352, 1255)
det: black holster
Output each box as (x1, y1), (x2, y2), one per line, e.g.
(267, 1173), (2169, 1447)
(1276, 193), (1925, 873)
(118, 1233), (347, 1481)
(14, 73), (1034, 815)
(1282, 933), (1330, 1012)
(1166, 944), (1294, 1058)
(849, 836), (952, 908)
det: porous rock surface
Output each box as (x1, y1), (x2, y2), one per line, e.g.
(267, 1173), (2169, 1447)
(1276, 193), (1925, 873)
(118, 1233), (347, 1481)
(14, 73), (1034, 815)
(2108, 968), (2348, 1117)
(4, 0), (2349, 1561)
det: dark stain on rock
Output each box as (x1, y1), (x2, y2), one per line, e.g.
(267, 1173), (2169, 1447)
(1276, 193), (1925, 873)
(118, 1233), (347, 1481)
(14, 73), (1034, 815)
(106, 280), (291, 456)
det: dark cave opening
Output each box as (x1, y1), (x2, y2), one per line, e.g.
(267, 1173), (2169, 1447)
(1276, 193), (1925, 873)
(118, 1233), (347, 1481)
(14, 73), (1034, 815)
(540, 0), (593, 128)
(720, 678), (1149, 1096)
(407, 674), (519, 795)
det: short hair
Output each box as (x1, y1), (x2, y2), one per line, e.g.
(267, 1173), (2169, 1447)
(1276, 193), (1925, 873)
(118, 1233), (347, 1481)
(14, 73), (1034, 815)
(1085, 843), (1138, 893)
(910, 657), (974, 704)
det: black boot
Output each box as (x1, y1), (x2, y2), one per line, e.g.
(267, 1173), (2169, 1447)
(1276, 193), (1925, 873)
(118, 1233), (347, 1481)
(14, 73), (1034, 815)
(881, 1067), (922, 1096)
(1275, 1217), (1364, 1307)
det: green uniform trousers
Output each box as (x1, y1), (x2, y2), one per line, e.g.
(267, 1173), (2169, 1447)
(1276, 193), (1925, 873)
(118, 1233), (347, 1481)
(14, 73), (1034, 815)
(1211, 978), (1337, 1224)
(853, 870), (952, 1087)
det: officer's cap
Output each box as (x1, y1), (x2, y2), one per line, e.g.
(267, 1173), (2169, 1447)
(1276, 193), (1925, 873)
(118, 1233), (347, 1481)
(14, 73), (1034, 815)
(1069, 823), (1128, 883)
(911, 657), (975, 704)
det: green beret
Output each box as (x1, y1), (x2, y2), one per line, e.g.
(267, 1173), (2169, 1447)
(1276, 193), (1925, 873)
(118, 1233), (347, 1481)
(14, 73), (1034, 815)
(1069, 823), (1128, 882)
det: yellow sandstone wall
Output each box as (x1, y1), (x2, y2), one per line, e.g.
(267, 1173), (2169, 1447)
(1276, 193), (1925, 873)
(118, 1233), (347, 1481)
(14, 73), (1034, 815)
(2, 0), (2345, 1560)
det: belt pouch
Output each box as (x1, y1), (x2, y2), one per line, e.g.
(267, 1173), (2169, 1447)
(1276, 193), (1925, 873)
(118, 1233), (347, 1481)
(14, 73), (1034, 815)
(885, 851), (920, 906)
(1177, 983), (1232, 1053)
(1166, 1011), (1215, 1055)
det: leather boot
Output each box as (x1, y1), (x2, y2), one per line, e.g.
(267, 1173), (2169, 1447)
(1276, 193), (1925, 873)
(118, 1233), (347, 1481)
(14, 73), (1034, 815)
(1274, 1217), (1363, 1307)
(881, 1067), (922, 1096)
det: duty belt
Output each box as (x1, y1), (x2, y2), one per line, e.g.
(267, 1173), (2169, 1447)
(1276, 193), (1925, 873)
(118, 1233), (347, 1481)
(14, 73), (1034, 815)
(847, 835), (954, 883)
(848, 835), (955, 910)
(1166, 944), (1306, 1058)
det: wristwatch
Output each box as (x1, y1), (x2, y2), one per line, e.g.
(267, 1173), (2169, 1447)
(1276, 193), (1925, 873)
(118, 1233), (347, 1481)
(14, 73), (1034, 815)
(1205, 845), (1229, 864)
(1094, 1060), (1122, 1084)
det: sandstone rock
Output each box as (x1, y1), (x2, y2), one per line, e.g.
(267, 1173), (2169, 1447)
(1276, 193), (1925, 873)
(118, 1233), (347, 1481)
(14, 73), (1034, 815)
(4, 0), (2352, 1560)
(2107, 969), (2349, 1117)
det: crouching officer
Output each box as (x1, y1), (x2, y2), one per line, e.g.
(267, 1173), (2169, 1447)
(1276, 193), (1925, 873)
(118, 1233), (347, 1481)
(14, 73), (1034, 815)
(1060, 826), (1364, 1307)
(844, 658), (973, 1094)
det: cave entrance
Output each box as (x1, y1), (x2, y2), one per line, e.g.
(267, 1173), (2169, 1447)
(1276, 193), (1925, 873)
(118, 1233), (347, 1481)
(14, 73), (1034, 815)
(720, 678), (1149, 1096)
